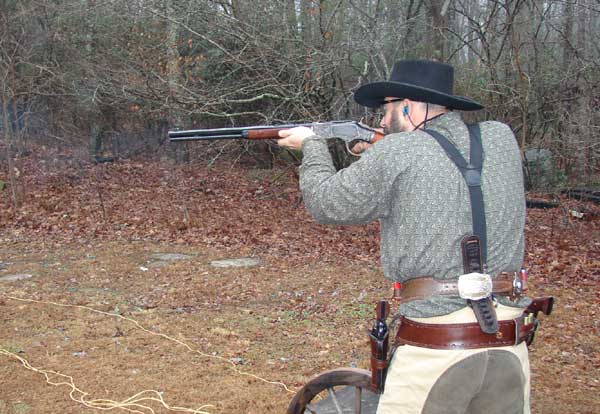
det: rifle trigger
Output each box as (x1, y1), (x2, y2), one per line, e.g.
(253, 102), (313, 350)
(346, 141), (362, 157)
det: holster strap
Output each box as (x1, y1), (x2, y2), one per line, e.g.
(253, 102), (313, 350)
(369, 331), (389, 393)
(397, 273), (516, 303)
(395, 314), (536, 349)
(370, 357), (388, 369)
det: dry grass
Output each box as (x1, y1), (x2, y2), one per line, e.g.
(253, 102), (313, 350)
(0, 241), (387, 414)
(0, 237), (597, 414)
(0, 155), (598, 413)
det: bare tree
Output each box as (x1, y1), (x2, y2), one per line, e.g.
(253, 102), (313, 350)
(1, 0), (598, 183)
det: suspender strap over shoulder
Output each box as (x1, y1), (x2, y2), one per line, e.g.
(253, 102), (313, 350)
(425, 125), (500, 334)
(424, 125), (487, 263)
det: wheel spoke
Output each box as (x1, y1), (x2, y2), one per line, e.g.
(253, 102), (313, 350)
(286, 368), (373, 414)
(304, 404), (318, 414)
(328, 387), (344, 414)
(355, 386), (362, 414)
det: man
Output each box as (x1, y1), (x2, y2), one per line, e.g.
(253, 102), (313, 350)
(277, 60), (536, 414)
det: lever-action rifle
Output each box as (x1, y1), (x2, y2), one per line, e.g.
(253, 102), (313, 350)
(168, 120), (384, 153)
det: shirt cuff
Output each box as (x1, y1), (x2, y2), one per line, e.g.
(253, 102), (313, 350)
(300, 134), (322, 151)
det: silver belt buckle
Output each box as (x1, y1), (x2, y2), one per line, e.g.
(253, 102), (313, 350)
(458, 273), (493, 300)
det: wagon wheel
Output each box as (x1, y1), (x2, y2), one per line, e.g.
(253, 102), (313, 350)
(287, 368), (379, 414)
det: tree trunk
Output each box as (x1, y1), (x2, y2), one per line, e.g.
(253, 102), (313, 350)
(230, 0), (251, 22)
(467, 0), (481, 65)
(576, 0), (587, 59)
(285, 0), (299, 40)
(562, 0), (575, 73)
(300, 0), (315, 44)
(561, 0), (576, 176)
(424, 0), (449, 61)
(569, 0), (589, 178)
(166, 0), (188, 162)
(2, 87), (18, 210)
(509, 0), (530, 152)
(84, 1), (103, 163)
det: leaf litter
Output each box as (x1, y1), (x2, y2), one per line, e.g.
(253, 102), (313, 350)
(0, 149), (598, 413)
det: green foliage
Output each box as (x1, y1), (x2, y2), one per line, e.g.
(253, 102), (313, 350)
(1, 344), (23, 354)
(13, 402), (31, 414)
(342, 302), (372, 319)
(554, 169), (568, 189)
(524, 150), (568, 191)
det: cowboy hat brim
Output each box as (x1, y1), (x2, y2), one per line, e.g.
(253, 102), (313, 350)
(354, 81), (484, 111)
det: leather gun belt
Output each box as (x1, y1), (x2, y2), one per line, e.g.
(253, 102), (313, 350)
(394, 297), (553, 350)
(397, 272), (516, 303)
(395, 315), (535, 349)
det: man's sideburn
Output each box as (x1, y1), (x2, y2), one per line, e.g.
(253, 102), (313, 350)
(384, 108), (404, 135)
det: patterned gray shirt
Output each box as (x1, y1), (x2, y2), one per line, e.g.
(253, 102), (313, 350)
(299, 112), (529, 317)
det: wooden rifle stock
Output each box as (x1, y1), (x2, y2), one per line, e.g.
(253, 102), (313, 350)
(244, 127), (384, 142)
(526, 296), (554, 316)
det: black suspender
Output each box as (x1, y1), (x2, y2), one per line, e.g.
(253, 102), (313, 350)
(424, 125), (487, 264)
(425, 124), (501, 334)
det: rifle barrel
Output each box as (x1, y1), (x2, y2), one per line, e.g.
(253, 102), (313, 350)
(169, 134), (244, 141)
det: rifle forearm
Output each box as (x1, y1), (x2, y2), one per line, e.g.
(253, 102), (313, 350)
(243, 128), (288, 140)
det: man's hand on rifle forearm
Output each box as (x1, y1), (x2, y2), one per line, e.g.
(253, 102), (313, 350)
(277, 126), (316, 150)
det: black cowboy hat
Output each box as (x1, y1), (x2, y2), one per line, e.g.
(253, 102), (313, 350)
(354, 59), (483, 111)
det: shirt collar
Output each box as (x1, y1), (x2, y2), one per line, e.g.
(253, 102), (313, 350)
(424, 111), (461, 130)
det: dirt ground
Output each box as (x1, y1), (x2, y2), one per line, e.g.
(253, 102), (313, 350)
(0, 154), (598, 414)
(0, 241), (390, 414)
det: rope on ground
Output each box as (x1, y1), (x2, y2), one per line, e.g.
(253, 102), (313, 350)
(0, 347), (213, 414)
(1, 294), (296, 412)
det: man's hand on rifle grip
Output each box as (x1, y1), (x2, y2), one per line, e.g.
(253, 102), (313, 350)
(277, 126), (315, 150)
(350, 127), (384, 155)
(350, 141), (372, 155)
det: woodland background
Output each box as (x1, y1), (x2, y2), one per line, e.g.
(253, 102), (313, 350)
(1, 0), (599, 202)
(1, 2), (599, 413)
